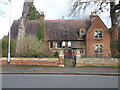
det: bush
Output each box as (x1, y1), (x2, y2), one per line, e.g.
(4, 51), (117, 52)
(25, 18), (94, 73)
(16, 35), (54, 58)
(2, 37), (16, 57)
(0, 39), (2, 57)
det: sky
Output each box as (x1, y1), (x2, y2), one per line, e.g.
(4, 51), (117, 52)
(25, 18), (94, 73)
(0, 0), (119, 39)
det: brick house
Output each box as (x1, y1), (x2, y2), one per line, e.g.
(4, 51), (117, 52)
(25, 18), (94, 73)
(10, 12), (111, 58)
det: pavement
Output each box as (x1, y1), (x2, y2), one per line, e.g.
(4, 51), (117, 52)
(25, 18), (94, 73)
(0, 65), (119, 76)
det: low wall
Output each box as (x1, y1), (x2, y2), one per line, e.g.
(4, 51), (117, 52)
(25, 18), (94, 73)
(76, 58), (120, 66)
(0, 58), (60, 66)
(1, 58), (120, 67)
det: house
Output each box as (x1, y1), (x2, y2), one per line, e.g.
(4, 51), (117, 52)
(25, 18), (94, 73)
(10, 12), (111, 58)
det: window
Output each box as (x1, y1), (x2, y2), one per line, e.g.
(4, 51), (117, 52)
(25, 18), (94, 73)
(81, 30), (86, 35)
(94, 44), (103, 54)
(99, 30), (103, 38)
(50, 41), (53, 48)
(94, 30), (103, 39)
(78, 29), (86, 39)
(56, 41), (62, 48)
(80, 49), (84, 54)
(68, 41), (71, 48)
(62, 41), (65, 48)
(94, 31), (98, 38)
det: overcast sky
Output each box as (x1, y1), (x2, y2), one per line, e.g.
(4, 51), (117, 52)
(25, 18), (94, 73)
(0, 0), (119, 39)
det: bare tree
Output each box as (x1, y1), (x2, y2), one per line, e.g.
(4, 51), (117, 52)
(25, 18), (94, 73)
(70, 0), (120, 28)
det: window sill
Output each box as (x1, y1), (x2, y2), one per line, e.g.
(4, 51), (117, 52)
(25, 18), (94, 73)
(94, 38), (103, 40)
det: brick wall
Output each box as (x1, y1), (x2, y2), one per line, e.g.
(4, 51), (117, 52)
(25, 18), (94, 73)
(0, 58), (8, 65)
(0, 58), (59, 66)
(86, 16), (111, 57)
(76, 58), (120, 66)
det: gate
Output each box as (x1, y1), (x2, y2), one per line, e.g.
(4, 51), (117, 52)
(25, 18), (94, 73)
(64, 49), (76, 67)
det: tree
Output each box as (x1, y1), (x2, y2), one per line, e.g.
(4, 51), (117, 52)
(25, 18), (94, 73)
(27, 5), (40, 20)
(0, 39), (2, 57)
(70, 1), (120, 27)
(2, 37), (16, 57)
(118, 26), (120, 57)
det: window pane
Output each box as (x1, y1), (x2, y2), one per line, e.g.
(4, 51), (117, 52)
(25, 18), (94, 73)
(50, 41), (53, 48)
(94, 31), (98, 38)
(68, 41), (71, 48)
(95, 45), (99, 53)
(99, 45), (103, 53)
(81, 30), (85, 35)
(99, 31), (103, 38)
(56, 41), (58, 48)
(59, 41), (62, 48)
(80, 49), (84, 54)
(62, 41), (65, 48)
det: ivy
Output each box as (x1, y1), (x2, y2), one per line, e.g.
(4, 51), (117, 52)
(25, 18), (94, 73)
(37, 24), (44, 41)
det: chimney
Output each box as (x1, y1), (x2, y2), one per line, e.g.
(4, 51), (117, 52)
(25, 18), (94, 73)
(40, 11), (45, 24)
(90, 11), (98, 23)
(40, 11), (46, 41)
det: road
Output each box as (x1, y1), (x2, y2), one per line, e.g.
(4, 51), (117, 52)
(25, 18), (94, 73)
(2, 74), (119, 88)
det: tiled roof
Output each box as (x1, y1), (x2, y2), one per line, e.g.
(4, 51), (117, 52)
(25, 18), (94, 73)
(45, 19), (91, 40)
(10, 19), (91, 40)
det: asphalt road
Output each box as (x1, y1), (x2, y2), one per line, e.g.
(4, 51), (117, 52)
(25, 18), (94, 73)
(2, 74), (119, 88)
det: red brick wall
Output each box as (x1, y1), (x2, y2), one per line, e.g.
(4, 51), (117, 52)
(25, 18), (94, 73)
(0, 58), (59, 66)
(10, 60), (58, 66)
(86, 17), (111, 57)
(0, 60), (8, 64)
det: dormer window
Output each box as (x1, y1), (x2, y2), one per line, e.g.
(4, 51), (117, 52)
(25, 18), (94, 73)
(94, 30), (103, 39)
(79, 28), (86, 39)
(81, 30), (86, 35)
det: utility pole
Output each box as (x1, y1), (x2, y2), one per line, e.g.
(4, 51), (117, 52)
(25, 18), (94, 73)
(8, 0), (11, 63)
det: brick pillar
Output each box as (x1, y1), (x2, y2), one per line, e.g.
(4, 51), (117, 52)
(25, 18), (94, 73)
(59, 50), (64, 67)
(65, 41), (68, 49)
(76, 50), (81, 66)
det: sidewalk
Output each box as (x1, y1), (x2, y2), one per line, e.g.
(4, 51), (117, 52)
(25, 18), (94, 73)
(0, 65), (119, 76)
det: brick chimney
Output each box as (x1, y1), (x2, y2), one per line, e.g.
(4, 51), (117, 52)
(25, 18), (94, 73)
(90, 11), (98, 23)
(40, 11), (46, 41)
(40, 11), (45, 24)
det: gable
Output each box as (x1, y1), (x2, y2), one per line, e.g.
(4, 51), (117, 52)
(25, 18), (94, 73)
(87, 16), (109, 34)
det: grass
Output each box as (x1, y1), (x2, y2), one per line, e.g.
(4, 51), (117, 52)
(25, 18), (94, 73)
(77, 65), (120, 69)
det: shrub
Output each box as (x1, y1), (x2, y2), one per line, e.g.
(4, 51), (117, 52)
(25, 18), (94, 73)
(16, 35), (54, 58)
(0, 39), (2, 57)
(2, 37), (16, 57)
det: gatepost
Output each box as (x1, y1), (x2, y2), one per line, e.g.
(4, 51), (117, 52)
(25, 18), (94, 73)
(59, 50), (64, 67)
(76, 50), (81, 66)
